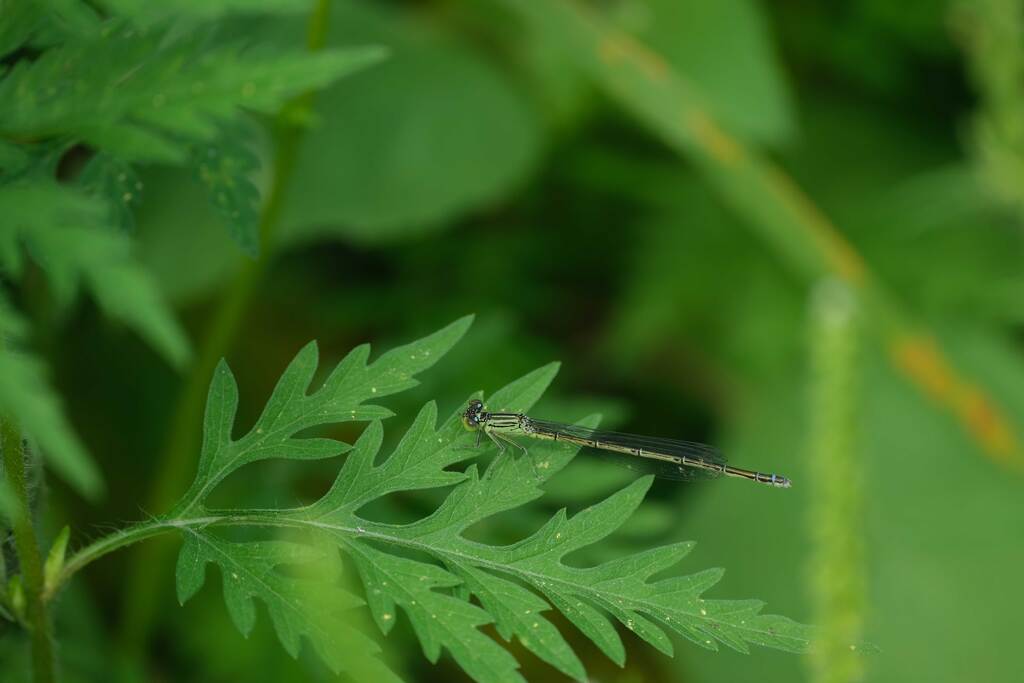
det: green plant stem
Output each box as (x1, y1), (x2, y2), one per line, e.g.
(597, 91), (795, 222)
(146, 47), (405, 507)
(47, 519), (171, 602)
(806, 280), (865, 683)
(116, 0), (334, 654)
(2, 416), (56, 683)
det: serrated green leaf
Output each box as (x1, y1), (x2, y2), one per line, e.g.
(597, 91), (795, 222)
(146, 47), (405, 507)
(167, 317), (472, 678)
(452, 563), (585, 680)
(346, 540), (521, 682)
(175, 530), (396, 679)
(43, 526), (71, 592)
(0, 182), (190, 367)
(165, 321), (812, 683)
(0, 22), (386, 163)
(173, 315), (473, 515)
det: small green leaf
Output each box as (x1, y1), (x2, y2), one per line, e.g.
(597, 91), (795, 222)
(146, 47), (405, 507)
(43, 526), (71, 593)
(188, 126), (261, 255)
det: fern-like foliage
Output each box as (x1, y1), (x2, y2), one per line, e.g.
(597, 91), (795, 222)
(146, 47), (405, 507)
(188, 125), (262, 255)
(0, 182), (190, 366)
(0, 19), (383, 166)
(0, 1), (385, 497)
(0, 290), (101, 498)
(166, 317), (813, 682)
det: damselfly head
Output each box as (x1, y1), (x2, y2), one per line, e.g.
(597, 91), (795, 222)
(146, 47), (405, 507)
(462, 399), (484, 431)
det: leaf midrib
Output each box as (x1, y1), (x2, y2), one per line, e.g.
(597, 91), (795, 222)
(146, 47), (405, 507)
(162, 513), (808, 650)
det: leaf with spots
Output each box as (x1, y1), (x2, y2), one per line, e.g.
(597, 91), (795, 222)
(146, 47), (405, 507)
(188, 125), (261, 255)
(165, 320), (813, 682)
(165, 318), (470, 678)
(171, 315), (473, 516)
(78, 152), (144, 232)
(174, 531), (399, 682)
(0, 21), (386, 164)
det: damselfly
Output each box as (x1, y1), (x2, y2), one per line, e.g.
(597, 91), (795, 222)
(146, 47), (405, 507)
(461, 399), (791, 488)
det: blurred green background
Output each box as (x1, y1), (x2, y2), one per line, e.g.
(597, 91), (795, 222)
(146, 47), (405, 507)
(4, 0), (1024, 681)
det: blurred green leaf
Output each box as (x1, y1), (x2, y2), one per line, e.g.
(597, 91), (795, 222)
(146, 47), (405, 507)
(78, 153), (144, 232)
(0, 0), (100, 59)
(134, 166), (244, 305)
(188, 126), (262, 256)
(176, 533), (397, 681)
(0, 479), (16, 523)
(0, 292), (102, 499)
(0, 182), (190, 367)
(100, 0), (310, 24)
(0, 0), (42, 58)
(43, 526), (71, 595)
(0, 21), (385, 164)
(954, 0), (1024, 219)
(619, 0), (795, 145)
(605, 177), (801, 382)
(0, 140), (31, 176)
(282, 1), (542, 243)
(8, 575), (26, 623)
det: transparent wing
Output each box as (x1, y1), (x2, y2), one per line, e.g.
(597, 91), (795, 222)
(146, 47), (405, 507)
(527, 419), (725, 481)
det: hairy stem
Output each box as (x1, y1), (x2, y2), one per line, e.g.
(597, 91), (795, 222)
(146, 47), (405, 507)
(117, 0), (335, 652)
(2, 416), (55, 683)
(49, 519), (175, 601)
